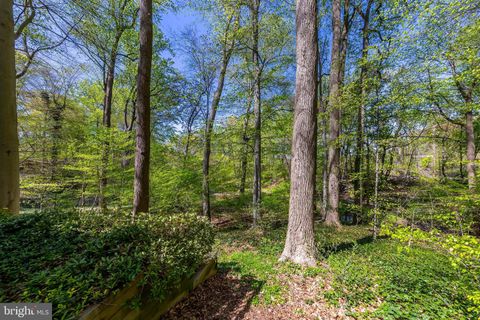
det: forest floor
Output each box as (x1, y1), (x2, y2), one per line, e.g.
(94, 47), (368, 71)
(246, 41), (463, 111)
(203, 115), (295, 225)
(164, 222), (363, 320)
(164, 184), (476, 319)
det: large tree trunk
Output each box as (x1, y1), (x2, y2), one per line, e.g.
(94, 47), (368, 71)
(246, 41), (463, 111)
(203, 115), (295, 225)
(280, 0), (317, 266)
(251, 0), (262, 226)
(0, 0), (20, 214)
(325, 0), (342, 227)
(132, 0), (153, 217)
(465, 110), (476, 190)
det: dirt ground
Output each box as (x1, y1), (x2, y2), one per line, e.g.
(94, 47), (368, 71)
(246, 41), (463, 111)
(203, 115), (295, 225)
(163, 269), (350, 320)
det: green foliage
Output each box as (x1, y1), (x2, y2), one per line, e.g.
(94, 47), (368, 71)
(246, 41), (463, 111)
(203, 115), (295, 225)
(151, 166), (202, 213)
(221, 251), (287, 305)
(217, 221), (478, 318)
(420, 156), (432, 169)
(149, 143), (203, 213)
(325, 240), (477, 319)
(383, 224), (480, 315)
(380, 179), (479, 235)
(261, 181), (290, 216)
(0, 211), (214, 319)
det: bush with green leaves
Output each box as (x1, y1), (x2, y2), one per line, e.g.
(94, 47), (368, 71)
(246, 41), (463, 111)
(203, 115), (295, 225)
(0, 211), (214, 319)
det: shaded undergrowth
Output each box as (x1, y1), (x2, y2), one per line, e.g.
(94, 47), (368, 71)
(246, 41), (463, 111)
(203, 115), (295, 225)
(215, 216), (477, 319)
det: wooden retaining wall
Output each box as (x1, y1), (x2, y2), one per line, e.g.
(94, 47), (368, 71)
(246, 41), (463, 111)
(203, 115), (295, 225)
(79, 259), (217, 320)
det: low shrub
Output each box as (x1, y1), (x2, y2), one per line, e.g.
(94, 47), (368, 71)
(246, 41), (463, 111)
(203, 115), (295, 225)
(0, 211), (214, 319)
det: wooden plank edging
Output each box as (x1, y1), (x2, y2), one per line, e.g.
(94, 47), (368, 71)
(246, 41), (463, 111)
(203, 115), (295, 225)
(79, 259), (217, 320)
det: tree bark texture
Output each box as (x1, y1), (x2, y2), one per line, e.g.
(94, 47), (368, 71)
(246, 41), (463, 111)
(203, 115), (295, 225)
(280, 0), (318, 266)
(132, 0), (153, 216)
(0, 0), (20, 214)
(325, 0), (342, 227)
(251, 0), (262, 226)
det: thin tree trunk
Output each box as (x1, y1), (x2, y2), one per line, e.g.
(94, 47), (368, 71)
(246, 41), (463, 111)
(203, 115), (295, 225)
(48, 93), (66, 181)
(322, 120), (328, 217)
(99, 34), (122, 210)
(41, 92), (50, 176)
(325, 0), (342, 228)
(373, 88), (381, 239)
(354, 1), (371, 219)
(50, 104), (64, 181)
(122, 88), (136, 168)
(280, 0), (317, 266)
(373, 141), (380, 239)
(202, 16), (237, 219)
(466, 110), (476, 190)
(240, 89), (252, 194)
(103, 43), (119, 128)
(318, 38), (328, 218)
(460, 139), (464, 178)
(366, 138), (371, 205)
(251, 0), (262, 226)
(406, 149), (415, 177)
(385, 151), (394, 179)
(183, 104), (200, 163)
(380, 145), (386, 177)
(184, 127), (192, 161)
(132, 0), (153, 217)
(448, 60), (476, 189)
(203, 62), (227, 219)
(441, 137), (446, 179)
(0, 0), (20, 214)
(338, 0), (350, 86)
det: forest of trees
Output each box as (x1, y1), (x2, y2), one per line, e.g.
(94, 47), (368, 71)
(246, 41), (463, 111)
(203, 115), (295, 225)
(1, 0), (480, 319)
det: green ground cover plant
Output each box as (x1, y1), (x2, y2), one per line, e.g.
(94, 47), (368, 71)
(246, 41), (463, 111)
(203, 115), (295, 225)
(0, 211), (214, 319)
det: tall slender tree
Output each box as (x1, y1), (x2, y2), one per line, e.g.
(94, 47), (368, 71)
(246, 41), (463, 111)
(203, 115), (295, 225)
(251, 0), (262, 226)
(202, 7), (239, 219)
(132, 0), (153, 216)
(353, 0), (374, 220)
(280, 0), (317, 266)
(239, 83), (252, 194)
(325, 0), (342, 227)
(68, 0), (137, 209)
(0, 0), (20, 214)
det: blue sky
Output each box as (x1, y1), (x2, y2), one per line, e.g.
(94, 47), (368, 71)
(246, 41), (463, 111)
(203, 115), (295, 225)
(160, 8), (210, 72)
